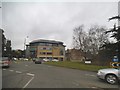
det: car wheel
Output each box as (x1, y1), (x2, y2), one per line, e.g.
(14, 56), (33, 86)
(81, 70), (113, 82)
(105, 74), (118, 84)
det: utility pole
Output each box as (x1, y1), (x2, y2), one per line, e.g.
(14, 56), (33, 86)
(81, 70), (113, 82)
(24, 36), (29, 58)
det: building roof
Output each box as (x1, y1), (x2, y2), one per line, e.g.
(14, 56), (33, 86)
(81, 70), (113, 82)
(30, 39), (63, 44)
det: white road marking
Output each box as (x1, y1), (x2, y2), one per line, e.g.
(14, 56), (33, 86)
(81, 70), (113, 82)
(9, 70), (14, 72)
(26, 73), (35, 77)
(90, 75), (96, 77)
(91, 86), (103, 90)
(23, 75), (34, 88)
(73, 82), (79, 86)
(47, 66), (53, 68)
(16, 71), (22, 73)
(91, 86), (97, 88)
(3, 68), (35, 88)
(25, 65), (28, 66)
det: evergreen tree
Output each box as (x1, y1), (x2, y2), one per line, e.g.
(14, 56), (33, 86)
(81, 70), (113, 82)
(105, 15), (120, 62)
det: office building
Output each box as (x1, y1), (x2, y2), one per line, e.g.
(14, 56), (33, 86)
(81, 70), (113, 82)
(0, 29), (12, 57)
(27, 39), (66, 61)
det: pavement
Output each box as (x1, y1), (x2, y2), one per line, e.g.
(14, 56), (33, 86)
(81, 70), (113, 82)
(2, 60), (120, 89)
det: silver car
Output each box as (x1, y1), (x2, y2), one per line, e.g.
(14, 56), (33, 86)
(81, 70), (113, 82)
(0, 57), (10, 68)
(97, 68), (120, 84)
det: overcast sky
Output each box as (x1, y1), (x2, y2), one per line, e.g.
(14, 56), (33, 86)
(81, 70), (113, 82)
(1, 1), (119, 50)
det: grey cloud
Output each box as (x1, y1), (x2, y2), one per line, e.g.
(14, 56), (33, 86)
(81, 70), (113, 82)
(2, 2), (117, 50)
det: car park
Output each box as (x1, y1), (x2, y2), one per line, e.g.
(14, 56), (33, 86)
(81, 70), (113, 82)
(97, 68), (120, 84)
(0, 57), (10, 68)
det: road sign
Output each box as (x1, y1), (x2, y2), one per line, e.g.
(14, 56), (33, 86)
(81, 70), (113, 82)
(110, 62), (120, 68)
(112, 58), (119, 62)
(112, 56), (119, 62)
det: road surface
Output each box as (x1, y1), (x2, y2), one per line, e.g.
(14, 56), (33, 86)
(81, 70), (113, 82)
(2, 60), (120, 89)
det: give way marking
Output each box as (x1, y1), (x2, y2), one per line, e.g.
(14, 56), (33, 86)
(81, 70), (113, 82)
(23, 73), (35, 88)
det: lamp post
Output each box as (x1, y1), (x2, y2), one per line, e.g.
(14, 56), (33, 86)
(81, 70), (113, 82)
(24, 36), (29, 58)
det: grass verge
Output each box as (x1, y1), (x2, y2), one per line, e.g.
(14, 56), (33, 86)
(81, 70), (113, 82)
(44, 61), (109, 72)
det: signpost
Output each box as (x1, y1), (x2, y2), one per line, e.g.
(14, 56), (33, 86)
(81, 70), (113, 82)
(112, 56), (119, 62)
(110, 56), (120, 68)
(110, 62), (120, 68)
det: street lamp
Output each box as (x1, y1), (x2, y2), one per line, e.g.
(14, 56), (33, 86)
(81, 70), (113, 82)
(24, 36), (29, 58)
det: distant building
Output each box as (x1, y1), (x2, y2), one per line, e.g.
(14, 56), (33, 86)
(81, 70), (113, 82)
(66, 49), (84, 62)
(0, 29), (12, 57)
(26, 39), (65, 61)
(66, 48), (93, 62)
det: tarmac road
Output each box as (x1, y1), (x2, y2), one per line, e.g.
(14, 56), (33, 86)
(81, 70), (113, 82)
(2, 60), (120, 89)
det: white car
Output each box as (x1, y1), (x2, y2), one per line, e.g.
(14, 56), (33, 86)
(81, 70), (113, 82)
(52, 59), (59, 62)
(97, 68), (120, 84)
(0, 57), (10, 68)
(13, 58), (18, 61)
(24, 58), (29, 61)
(43, 58), (49, 62)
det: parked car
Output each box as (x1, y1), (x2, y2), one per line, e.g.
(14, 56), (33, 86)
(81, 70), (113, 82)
(24, 58), (29, 61)
(84, 59), (92, 64)
(52, 59), (59, 62)
(97, 68), (120, 84)
(0, 57), (10, 68)
(35, 58), (42, 64)
(13, 58), (18, 61)
(43, 58), (49, 62)
(32, 58), (36, 62)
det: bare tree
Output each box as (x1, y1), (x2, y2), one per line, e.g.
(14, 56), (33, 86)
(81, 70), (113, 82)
(72, 25), (88, 51)
(88, 25), (109, 54)
(72, 24), (110, 55)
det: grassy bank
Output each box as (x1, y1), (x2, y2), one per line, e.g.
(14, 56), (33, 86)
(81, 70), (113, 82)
(45, 61), (109, 72)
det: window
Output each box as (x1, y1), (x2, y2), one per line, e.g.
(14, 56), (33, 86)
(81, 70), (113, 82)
(43, 47), (46, 50)
(40, 47), (52, 50)
(60, 58), (63, 61)
(46, 52), (52, 55)
(40, 52), (46, 55)
(39, 43), (45, 46)
(30, 47), (36, 51)
(40, 47), (43, 50)
(52, 44), (58, 46)
(60, 49), (64, 55)
(47, 47), (52, 50)
(48, 44), (52, 46)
